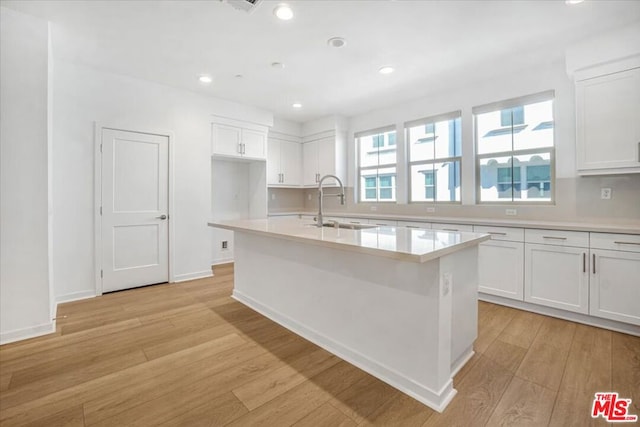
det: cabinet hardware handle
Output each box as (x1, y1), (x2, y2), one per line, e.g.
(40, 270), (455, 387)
(593, 253), (596, 274)
(542, 236), (567, 240)
(488, 232), (507, 236)
(242, 143), (246, 154)
(238, 143), (242, 154)
(156, 214), (168, 220)
(406, 225), (420, 229)
(613, 241), (640, 246)
(281, 173), (284, 183)
(443, 228), (458, 232)
(349, 221), (361, 224)
(583, 252), (586, 273)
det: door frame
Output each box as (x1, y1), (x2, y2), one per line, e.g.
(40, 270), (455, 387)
(93, 122), (176, 296)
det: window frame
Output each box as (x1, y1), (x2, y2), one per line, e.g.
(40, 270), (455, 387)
(405, 111), (462, 204)
(356, 125), (397, 203)
(473, 91), (556, 205)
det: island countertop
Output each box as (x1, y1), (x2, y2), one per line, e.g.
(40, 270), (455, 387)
(208, 218), (490, 263)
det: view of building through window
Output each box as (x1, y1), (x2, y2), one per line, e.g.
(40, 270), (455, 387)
(407, 113), (461, 202)
(475, 95), (554, 202)
(357, 129), (397, 202)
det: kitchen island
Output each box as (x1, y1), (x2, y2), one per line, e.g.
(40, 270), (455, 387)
(208, 218), (490, 411)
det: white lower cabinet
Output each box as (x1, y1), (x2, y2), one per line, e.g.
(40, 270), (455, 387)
(474, 226), (524, 301)
(524, 243), (589, 314)
(589, 238), (640, 326)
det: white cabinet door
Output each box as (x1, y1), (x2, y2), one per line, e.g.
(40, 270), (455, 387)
(242, 128), (266, 159)
(590, 249), (640, 325)
(478, 240), (524, 301)
(303, 140), (319, 186)
(280, 140), (302, 186)
(212, 124), (241, 157)
(576, 67), (640, 174)
(317, 137), (337, 180)
(524, 243), (589, 314)
(267, 138), (281, 185)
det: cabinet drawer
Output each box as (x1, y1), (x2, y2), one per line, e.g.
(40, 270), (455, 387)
(590, 233), (640, 253)
(431, 223), (473, 232)
(525, 228), (589, 247)
(473, 225), (524, 242)
(397, 221), (431, 229)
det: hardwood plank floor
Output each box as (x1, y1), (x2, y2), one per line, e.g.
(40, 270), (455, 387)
(1, 262), (638, 426)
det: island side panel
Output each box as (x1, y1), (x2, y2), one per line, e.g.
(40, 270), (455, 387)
(232, 230), (459, 411)
(441, 246), (479, 377)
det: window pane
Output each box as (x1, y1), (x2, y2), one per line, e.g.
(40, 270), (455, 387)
(513, 100), (554, 152)
(479, 153), (551, 202)
(479, 155), (517, 201)
(410, 161), (460, 202)
(409, 117), (461, 162)
(359, 167), (396, 202)
(517, 153), (552, 201)
(388, 132), (396, 146)
(477, 100), (553, 155)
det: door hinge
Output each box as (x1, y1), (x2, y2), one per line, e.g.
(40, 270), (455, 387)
(100, 269), (103, 278)
(100, 144), (103, 153)
(100, 206), (102, 215)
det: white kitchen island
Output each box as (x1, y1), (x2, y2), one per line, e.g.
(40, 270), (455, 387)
(208, 218), (490, 412)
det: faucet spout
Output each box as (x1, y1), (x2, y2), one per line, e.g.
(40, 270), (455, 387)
(317, 174), (345, 227)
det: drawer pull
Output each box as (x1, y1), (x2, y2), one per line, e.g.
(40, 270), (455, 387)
(405, 225), (420, 229)
(583, 252), (586, 273)
(442, 228), (458, 232)
(542, 236), (567, 240)
(613, 241), (640, 246)
(488, 232), (507, 236)
(593, 253), (596, 274)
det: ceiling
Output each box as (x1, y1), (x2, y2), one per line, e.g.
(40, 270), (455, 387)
(2, 0), (639, 123)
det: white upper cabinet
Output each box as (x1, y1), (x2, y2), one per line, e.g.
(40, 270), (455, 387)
(302, 131), (346, 187)
(212, 121), (267, 160)
(267, 137), (302, 187)
(576, 66), (640, 175)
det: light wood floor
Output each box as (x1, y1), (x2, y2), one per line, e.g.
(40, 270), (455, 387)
(1, 263), (638, 426)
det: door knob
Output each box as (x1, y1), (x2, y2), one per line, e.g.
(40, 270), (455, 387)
(156, 214), (168, 220)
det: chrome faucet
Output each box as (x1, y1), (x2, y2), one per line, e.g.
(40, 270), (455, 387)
(317, 174), (345, 227)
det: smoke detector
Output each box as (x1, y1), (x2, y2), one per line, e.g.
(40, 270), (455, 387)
(223, 0), (263, 13)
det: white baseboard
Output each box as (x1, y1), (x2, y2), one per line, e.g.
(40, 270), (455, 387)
(56, 290), (96, 305)
(0, 321), (56, 345)
(211, 258), (234, 266)
(479, 293), (640, 337)
(173, 270), (213, 283)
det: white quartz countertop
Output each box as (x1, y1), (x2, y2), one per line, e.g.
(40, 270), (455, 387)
(267, 211), (640, 235)
(208, 218), (490, 263)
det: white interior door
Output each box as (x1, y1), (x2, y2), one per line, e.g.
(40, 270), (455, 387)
(101, 128), (169, 293)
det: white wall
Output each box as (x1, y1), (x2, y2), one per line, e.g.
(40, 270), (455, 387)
(0, 7), (54, 343)
(52, 58), (273, 299)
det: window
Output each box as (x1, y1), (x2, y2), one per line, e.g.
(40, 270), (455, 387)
(475, 91), (554, 203)
(357, 127), (397, 202)
(406, 112), (461, 203)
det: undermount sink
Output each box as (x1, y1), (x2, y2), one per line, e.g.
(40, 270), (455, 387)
(322, 222), (378, 230)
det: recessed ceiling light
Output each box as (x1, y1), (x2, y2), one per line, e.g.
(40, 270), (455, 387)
(292, 103), (302, 109)
(274, 4), (293, 20)
(378, 66), (395, 75)
(327, 37), (347, 48)
(271, 62), (285, 69)
(565, 0), (584, 3)
(199, 74), (213, 84)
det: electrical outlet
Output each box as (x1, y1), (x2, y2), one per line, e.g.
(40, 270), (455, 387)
(221, 241), (228, 250)
(442, 273), (452, 296)
(601, 188), (612, 200)
(308, 194), (311, 201)
(370, 206), (377, 211)
(271, 193), (276, 200)
(506, 208), (517, 216)
(427, 207), (435, 213)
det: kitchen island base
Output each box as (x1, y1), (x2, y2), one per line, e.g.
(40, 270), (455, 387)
(230, 230), (479, 412)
